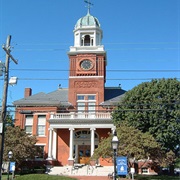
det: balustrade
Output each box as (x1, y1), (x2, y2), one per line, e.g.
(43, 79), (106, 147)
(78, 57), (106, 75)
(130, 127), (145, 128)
(50, 112), (111, 120)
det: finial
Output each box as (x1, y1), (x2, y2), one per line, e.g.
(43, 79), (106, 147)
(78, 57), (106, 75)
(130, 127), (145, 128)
(84, 0), (93, 14)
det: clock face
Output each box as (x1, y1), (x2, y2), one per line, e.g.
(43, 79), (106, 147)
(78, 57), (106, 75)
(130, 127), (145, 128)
(80, 59), (93, 70)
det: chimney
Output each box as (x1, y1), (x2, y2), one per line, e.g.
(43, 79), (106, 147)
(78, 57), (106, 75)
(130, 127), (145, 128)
(24, 88), (32, 98)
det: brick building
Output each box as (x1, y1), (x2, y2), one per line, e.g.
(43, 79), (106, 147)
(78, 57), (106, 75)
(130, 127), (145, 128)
(13, 8), (126, 168)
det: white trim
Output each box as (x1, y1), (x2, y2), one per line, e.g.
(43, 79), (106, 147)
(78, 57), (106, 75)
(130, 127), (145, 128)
(50, 124), (115, 129)
(34, 113), (48, 115)
(77, 94), (96, 96)
(69, 76), (104, 79)
(35, 143), (46, 146)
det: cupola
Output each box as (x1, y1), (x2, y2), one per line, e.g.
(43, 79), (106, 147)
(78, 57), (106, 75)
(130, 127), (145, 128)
(75, 12), (100, 29)
(69, 11), (104, 52)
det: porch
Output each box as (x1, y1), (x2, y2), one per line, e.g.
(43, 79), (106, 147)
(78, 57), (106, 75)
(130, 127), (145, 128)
(47, 112), (114, 166)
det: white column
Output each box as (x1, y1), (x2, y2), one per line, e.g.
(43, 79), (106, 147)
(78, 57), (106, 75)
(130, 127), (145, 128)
(68, 127), (74, 160)
(111, 126), (116, 134)
(47, 127), (53, 159)
(94, 31), (96, 46)
(90, 127), (96, 156)
(82, 37), (84, 46)
(52, 129), (57, 159)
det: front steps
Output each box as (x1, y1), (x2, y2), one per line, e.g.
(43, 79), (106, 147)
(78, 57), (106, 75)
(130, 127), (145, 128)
(47, 164), (114, 176)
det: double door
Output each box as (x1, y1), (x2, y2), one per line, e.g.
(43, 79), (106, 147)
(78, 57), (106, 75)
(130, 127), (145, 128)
(78, 145), (90, 164)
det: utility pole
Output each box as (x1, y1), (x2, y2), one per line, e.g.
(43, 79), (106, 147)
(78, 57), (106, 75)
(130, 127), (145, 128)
(0, 35), (18, 180)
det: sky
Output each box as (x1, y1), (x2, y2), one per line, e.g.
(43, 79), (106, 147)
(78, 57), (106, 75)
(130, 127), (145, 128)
(0, 0), (179, 107)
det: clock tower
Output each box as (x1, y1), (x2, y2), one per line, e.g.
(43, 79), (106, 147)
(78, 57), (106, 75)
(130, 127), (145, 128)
(68, 8), (107, 111)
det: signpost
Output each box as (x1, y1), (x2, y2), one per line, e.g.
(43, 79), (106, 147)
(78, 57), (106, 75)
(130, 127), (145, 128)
(130, 167), (135, 180)
(9, 162), (15, 172)
(116, 156), (128, 176)
(9, 162), (15, 180)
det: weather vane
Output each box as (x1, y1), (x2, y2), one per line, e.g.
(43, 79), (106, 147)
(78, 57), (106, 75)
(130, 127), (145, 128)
(84, 0), (93, 14)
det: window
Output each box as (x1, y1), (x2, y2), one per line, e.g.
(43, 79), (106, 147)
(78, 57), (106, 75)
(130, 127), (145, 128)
(77, 95), (85, 100)
(84, 35), (90, 46)
(25, 115), (33, 134)
(88, 102), (95, 113)
(37, 115), (46, 136)
(77, 102), (85, 113)
(77, 94), (96, 113)
(88, 95), (95, 100)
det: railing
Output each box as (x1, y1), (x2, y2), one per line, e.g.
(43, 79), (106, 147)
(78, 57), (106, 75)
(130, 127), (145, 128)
(50, 112), (111, 120)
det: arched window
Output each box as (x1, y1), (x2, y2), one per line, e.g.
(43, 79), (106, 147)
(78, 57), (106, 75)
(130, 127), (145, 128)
(84, 35), (90, 46)
(74, 130), (98, 139)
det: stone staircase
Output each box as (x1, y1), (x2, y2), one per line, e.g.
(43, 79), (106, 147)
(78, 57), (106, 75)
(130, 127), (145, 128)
(47, 164), (114, 176)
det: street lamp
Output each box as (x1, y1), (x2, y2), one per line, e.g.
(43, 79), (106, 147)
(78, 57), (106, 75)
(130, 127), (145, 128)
(111, 130), (119, 180)
(7, 151), (13, 180)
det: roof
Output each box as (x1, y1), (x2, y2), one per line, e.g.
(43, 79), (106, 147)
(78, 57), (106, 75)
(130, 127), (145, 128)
(13, 88), (71, 107)
(75, 12), (100, 29)
(101, 87), (126, 106)
(13, 87), (126, 107)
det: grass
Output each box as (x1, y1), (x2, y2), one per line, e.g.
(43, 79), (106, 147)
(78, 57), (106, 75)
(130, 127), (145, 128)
(2, 174), (77, 180)
(135, 175), (180, 180)
(2, 174), (180, 180)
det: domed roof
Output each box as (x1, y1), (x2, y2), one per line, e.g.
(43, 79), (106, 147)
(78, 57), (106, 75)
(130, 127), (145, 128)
(75, 12), (100, 29)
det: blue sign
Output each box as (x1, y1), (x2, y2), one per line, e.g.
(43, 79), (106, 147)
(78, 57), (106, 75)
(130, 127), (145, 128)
(9, 162), (15, 172)
(116, 156), (128, 176)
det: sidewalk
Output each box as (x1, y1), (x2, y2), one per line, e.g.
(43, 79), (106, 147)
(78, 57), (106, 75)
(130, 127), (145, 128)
(71, 176), (128, 180)
(71, 176), (110, 180)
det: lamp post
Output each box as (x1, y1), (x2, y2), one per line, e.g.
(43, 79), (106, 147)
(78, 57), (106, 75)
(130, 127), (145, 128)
(7, 151), (13, 180)
(111, 131), (119, 180)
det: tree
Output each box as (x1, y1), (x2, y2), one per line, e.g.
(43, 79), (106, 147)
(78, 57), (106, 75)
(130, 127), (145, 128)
(5, 111), (14, 127)
(112, 78), (180, 155)
(3, 126), (41, 166)
(92, 123), (163, 168)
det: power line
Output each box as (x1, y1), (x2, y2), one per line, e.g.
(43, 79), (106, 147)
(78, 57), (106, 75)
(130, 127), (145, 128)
(0, 78), (179, 81)
(15, 41), (180, 46)
(13, 47), (180, 52)
(5, 107), (180, 114)
(11, 41), (180, 52)
(9, 68), (180, 72)
(5, 101), (179, 107)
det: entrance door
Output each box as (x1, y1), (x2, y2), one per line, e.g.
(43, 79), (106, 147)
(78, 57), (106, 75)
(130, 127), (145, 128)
(79, 145), (90, 164)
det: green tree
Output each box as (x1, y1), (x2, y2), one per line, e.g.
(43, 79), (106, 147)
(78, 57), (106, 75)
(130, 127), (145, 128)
(112, 78), (180, 155)
(92, 123), (163, 167)
(3, 126), (41, 166)
(5, 111), (14, 127)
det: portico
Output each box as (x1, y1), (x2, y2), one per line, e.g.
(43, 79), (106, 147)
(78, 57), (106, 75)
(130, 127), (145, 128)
(47, 112), (115, 165)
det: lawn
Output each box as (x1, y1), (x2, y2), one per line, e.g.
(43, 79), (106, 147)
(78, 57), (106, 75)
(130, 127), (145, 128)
(2, 174), (77, 180)
(2, 174), (180, 180)
(135, 175), (180, 180)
